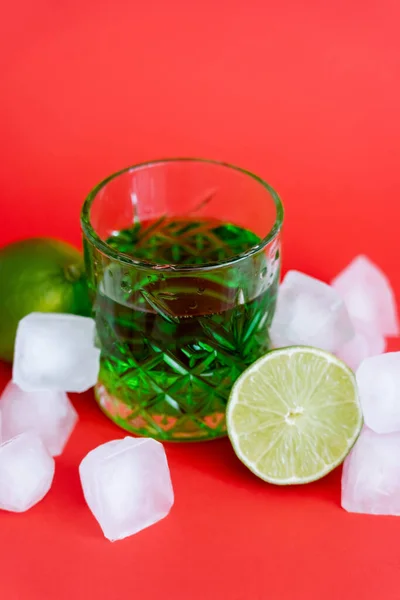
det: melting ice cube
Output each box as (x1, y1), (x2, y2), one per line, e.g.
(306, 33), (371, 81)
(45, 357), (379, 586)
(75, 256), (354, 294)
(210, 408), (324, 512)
(332, 255), (399, 337)
(356, 352), (400, 434)
(0, 381), (78, 456)
(342, 426), (400, 516)
(13, 313), (100, 393)
(336, 326), (386, 372)
(79, 437), (174, 541)
(0, 432), (55, 512)
(270, 271), (354, 352)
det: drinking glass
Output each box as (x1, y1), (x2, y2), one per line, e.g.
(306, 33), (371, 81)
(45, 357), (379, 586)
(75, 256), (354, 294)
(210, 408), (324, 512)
(81, 159), (283, 441)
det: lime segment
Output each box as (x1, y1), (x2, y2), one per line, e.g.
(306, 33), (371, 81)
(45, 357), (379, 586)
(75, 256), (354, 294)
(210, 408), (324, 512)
(227, 346), (362, 484)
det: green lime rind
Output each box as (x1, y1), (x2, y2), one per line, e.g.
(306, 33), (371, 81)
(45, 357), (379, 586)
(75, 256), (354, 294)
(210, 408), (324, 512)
(0, 238), (91, 361)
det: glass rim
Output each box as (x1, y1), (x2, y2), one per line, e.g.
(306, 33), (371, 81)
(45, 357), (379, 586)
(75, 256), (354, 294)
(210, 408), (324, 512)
(80, 157), (284, 272)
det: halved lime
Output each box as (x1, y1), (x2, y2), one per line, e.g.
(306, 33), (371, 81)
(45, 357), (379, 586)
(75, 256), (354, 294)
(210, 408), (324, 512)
(227, 346), (362, 485)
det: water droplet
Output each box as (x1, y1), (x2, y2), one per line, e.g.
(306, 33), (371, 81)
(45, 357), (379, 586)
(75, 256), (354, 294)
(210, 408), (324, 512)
(197, 286), (205, 294)
(189, 301), (198, 310)
(121, 278), (132, 293)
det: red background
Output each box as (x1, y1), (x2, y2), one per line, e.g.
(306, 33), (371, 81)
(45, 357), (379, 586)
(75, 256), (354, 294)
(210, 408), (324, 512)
(1, 1), (400, 598)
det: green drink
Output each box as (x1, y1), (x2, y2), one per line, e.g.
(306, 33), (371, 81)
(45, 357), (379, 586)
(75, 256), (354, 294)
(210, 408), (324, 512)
(81, 160), (283, 441)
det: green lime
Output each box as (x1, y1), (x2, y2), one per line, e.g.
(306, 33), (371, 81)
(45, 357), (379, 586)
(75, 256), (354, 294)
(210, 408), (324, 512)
(0, 238), (91, 362)
(227, 346), (362, 485)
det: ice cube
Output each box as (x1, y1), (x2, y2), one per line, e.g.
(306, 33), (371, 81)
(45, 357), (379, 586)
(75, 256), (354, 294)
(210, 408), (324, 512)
(331, 255), (399, 337)
(79, 437), (174, 541)
(13, 313), (100, 393)
(356, 352), (400, 434)
(270, 271), (354, 352)
(0, 432), (55, 512)
(336, 326), (386, 372)
(342, 426), (400, 515)
(0, 381), (78, 456)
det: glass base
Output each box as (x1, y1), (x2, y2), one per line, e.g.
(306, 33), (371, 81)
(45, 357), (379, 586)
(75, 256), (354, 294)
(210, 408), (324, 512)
(95, 383), (228, 441)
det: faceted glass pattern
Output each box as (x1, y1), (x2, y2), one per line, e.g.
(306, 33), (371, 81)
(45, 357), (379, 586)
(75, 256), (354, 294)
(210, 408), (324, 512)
(81, 160), (283, 440)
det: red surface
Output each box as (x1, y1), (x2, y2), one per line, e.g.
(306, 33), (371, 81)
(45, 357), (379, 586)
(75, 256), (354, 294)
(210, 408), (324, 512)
(1, 1), (400, 598)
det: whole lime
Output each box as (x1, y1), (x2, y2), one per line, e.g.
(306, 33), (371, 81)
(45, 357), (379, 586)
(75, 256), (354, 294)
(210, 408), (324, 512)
(0, 238), (92, 362)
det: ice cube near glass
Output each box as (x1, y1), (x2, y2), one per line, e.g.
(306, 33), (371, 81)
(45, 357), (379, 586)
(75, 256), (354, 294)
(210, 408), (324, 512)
(0, 381), (78, 456)
(0, 432), (55, 512)
(336, 326), (386, 372)
(13, 312), (101, 393)
(270, 270), (354, 352)
(79, 437), (174, 541)
(342, 427), (400, 516)
(332, 255), (399, 337)
(356, 352), (400, 434)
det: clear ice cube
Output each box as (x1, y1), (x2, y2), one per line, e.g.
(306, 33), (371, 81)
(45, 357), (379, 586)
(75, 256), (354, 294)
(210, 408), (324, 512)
(342, 426), (400, 515)
(0, 432), (55, 512)
(0, 381), (78, 456)
(79, 437), (174, 541)
(331, 255), (399, 337)
(13, 313), (100, 393)
(270, 271), (354, 352)
(356, 352), (400, 434)
(336, 326), (386, 372)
